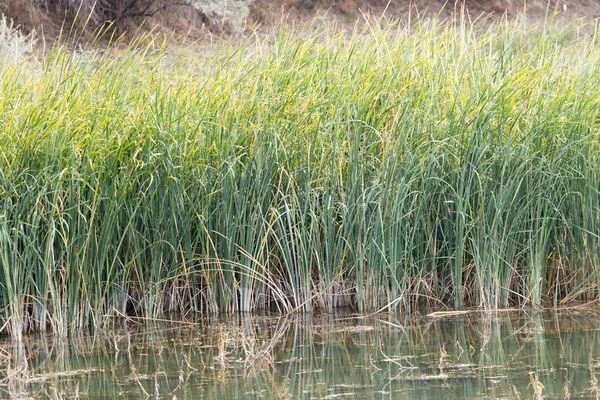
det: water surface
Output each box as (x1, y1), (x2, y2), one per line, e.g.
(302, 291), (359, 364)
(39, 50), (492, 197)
(2, 309), (600, 398)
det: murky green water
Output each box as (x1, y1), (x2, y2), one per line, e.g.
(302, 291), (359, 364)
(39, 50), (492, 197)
(2, 309), (600, 398)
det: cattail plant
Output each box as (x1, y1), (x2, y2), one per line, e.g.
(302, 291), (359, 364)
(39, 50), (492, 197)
(0, 13), (599, 337)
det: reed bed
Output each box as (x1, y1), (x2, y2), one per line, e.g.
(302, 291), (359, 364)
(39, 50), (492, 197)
(0, 13), (599, 336)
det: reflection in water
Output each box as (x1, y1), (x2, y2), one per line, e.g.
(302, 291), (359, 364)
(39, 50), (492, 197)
(1, 310), (600, 398)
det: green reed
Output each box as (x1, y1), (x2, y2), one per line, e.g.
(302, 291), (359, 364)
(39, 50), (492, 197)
(0, 13), (599, 336)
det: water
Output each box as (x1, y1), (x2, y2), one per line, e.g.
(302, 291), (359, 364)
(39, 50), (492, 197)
(2, 309), (600, 398)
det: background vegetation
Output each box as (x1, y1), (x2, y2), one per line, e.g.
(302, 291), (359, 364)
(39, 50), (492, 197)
(0, 13), (599, 337)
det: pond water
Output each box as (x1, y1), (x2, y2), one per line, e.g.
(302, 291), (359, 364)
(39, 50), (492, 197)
(2, 309), (600, 398)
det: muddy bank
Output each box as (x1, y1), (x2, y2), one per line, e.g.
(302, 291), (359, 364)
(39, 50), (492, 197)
(1, 0), (597, 41)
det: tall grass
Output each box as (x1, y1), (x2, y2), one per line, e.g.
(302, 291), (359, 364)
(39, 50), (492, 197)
(0, 13), (599, 336)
